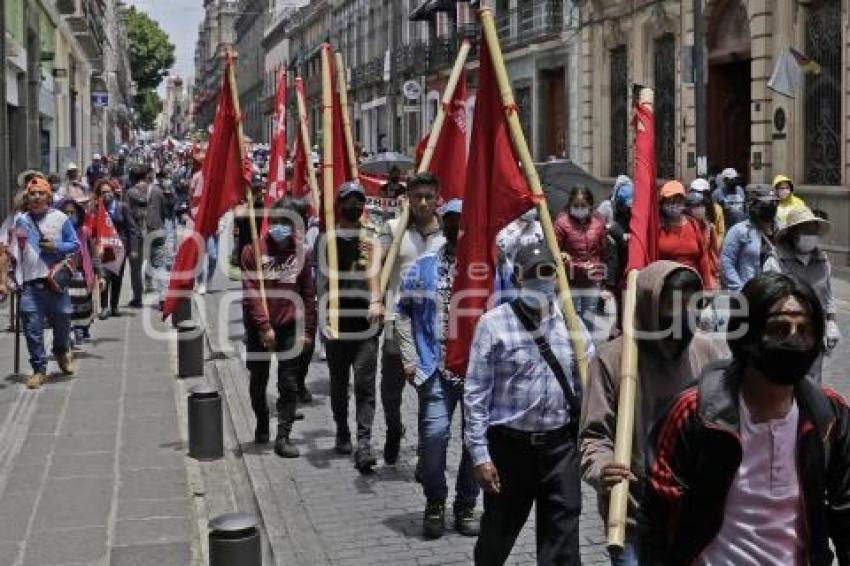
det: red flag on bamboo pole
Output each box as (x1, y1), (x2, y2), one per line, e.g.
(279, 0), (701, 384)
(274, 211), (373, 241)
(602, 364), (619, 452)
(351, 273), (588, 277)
(625, 91), (659, 273)
(425, 70), (468, 201)
(261, 70), (288, 237)
(162, 56), (247, 319)
(444, 38), (536, 377)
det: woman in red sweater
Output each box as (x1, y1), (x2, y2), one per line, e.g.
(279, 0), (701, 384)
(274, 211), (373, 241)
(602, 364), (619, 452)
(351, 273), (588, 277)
(657, 180), (716, 289)
(554, 185), (608, 335)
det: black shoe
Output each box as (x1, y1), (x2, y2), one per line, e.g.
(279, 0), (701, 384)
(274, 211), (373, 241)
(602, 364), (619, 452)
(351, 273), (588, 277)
(274, 436), (300, 458)
(354, 447), (377, 474)
(110, 307), (121, 317)
(297, 388), (313, 404)
(335, 434), (353, 455)
(295, 412), (305, 421)
(128, 300), (142, 309)
(98, 308), (110, 320)
(423, 500), (446, 539)
(453, 504), (480, 537)
(384, 425), (404, 465)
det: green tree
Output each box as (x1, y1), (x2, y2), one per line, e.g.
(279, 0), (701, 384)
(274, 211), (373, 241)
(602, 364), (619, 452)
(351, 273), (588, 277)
(135, 89), (162, 131)
(125, 6), (175, 90)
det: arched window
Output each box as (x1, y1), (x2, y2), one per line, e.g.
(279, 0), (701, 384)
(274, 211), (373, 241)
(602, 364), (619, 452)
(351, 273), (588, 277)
(804, 0), (842, 185)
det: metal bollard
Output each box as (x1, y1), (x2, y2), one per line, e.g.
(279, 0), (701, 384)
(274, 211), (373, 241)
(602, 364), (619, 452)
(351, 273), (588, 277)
(209, 512), (261, 566)
(177, 320), (204, 378)
(171, 297), (192, 328)
(188, 384), (223, 460)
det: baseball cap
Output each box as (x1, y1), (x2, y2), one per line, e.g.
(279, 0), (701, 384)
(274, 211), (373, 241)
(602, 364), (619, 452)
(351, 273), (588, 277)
(66, 163), (79, 171)
(337, 181), (366, 200)
(689, 178), (710, 193)
(719, 167), (738, 181)
(93, 153), (102, 160)
(440, 198), (462, 216)
(659, 180), (686, 199)
(513, 242), (556, 278)
(750, 185), (778, 203)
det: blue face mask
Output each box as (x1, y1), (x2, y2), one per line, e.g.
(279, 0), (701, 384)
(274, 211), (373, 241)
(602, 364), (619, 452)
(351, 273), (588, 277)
(519, 277), (557, 308)
(268, 224), (293, 243)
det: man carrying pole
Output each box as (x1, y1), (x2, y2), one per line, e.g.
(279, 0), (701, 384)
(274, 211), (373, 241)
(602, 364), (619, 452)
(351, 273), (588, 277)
(459, 8), (592, 564)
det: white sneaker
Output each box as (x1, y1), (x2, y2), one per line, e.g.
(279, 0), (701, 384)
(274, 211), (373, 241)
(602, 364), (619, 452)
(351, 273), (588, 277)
(198, 283), (207, 296)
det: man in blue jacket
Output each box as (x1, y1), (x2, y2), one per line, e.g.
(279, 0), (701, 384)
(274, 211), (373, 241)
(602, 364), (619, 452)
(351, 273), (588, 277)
(396, 199), (480, 539)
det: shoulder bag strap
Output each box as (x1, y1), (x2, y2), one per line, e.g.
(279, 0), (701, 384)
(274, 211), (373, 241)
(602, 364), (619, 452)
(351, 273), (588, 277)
(509, 299), (582, 417)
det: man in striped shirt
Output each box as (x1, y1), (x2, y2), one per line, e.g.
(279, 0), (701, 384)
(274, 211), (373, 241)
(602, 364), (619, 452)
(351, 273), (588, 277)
(464, 242), (594, 565)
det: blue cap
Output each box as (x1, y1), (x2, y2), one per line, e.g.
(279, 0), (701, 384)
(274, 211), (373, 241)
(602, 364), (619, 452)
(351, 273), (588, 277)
(337, 181), (366, 200)
(615, 182), (634, 207)
(440, 198), (463, 216)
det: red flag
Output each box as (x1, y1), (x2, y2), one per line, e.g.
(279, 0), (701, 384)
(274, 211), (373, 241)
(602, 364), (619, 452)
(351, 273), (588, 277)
(292, 79), (311, 201)
(444, 38), (536, 376)
(163, 56), (247, 319)
(425, 71), (468, 201)
(625, 97), (659, 273)
(317, 44), (355, 229)
(261, 70), (288, 237)
(91, 197), (125, 275)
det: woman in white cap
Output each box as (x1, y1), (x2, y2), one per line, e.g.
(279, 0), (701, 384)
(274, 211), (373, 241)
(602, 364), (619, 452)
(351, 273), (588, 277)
(711, 167), (748, 228)
(763, 206), (839, 381)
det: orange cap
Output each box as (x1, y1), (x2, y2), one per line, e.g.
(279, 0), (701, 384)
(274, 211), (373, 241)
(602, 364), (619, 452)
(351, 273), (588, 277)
(659, 180), (685, 199)
(26, 177), (52, 194)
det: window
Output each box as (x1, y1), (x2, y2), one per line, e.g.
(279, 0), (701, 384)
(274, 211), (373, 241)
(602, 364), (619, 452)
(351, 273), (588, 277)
(610, 45), (628, 177)
(804, 0), (842, 185)
(654, 33), (676, 179)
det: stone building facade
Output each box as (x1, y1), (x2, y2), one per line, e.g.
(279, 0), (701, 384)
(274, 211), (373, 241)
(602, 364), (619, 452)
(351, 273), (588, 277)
(193, 0), (239, 130)
(579, 0), (850, 263)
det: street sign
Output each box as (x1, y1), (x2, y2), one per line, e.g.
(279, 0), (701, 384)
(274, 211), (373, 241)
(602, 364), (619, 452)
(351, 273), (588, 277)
(92, 91), (109, 108)
(402, 80), (422, 100)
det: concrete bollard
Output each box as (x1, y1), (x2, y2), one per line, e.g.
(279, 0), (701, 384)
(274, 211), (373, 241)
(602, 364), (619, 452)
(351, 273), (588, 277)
(188, 384), (223, 460)
(209, 512), (261, 566)
(177, 320), (204, 378)
(171, 297), (192, 328)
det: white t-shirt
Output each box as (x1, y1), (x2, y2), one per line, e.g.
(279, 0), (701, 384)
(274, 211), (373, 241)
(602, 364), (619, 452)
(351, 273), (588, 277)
(696, 398), (804, 566)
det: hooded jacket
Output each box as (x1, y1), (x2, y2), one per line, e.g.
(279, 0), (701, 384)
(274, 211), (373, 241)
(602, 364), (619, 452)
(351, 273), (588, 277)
(773, 175), (807, 228)
(641, 361), (850, 565)
(579, 260), (728, 528)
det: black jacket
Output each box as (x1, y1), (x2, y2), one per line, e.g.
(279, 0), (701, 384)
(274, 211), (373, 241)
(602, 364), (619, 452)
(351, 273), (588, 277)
(641, 360), (850, 565)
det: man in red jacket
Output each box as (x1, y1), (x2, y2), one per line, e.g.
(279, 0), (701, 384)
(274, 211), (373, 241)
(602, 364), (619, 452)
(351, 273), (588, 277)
(241, 198), (317, 458)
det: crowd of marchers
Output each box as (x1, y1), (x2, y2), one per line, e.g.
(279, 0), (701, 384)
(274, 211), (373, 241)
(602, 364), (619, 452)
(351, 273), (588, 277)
(1, 149), (849, 566)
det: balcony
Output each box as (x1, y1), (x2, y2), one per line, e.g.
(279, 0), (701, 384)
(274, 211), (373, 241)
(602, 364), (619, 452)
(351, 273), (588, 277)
(496, 1), (564, 50)
(56, 0), (106, 69)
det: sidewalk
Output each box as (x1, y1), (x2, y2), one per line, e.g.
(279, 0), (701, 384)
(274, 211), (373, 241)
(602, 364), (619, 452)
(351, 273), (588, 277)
(199, 280), (609, 566)
(0, 299), (201, 565)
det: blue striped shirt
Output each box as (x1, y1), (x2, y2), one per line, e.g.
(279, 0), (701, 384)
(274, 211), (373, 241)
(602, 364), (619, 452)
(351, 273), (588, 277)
(463, 301), (595, 466)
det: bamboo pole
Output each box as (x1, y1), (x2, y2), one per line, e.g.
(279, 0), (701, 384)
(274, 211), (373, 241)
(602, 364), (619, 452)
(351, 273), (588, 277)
(227, 50), (269, 319)
(335, 52), (359, 179)
(295, 77), (321, 213)
(378, 40), (471, 296)
(606, 269), (640, 551)
(321, 44), (340, 339)
(479, 9), (588, 387)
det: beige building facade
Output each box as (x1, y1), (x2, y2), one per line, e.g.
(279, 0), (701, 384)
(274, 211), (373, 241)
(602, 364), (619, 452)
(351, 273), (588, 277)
(580, 0), (850, 263)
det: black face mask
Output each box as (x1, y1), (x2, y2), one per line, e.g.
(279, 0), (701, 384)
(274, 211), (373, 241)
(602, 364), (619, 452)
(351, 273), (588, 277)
(754, 334), (819, 386)
(340, 206), (363, 223)
(752, 201), (778, 223)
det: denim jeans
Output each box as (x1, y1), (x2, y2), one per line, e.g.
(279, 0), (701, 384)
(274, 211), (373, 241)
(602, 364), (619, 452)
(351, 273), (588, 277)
(417, 371), (479, 507)
(572, 285), (600, 336)
(198, 235), (219, 287)
(20, 282), (72, 374)
(609, 536), (639, 566)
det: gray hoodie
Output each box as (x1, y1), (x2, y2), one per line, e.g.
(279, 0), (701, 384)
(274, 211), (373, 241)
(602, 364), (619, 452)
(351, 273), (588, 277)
(579, 260), (729, 527)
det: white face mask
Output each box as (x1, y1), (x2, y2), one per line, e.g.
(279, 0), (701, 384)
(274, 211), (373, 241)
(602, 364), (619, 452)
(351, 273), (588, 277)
(569, 206), (590, 220)
(777, 187), (792, 201)
(796, 234), (819, 253)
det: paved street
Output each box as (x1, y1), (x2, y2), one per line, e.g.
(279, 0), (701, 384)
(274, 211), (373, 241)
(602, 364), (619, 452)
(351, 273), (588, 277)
(0, 302), (201, 566)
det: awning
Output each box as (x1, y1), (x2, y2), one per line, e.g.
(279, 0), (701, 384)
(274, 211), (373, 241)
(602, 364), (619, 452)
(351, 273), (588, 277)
(410, 0), (458, 21)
